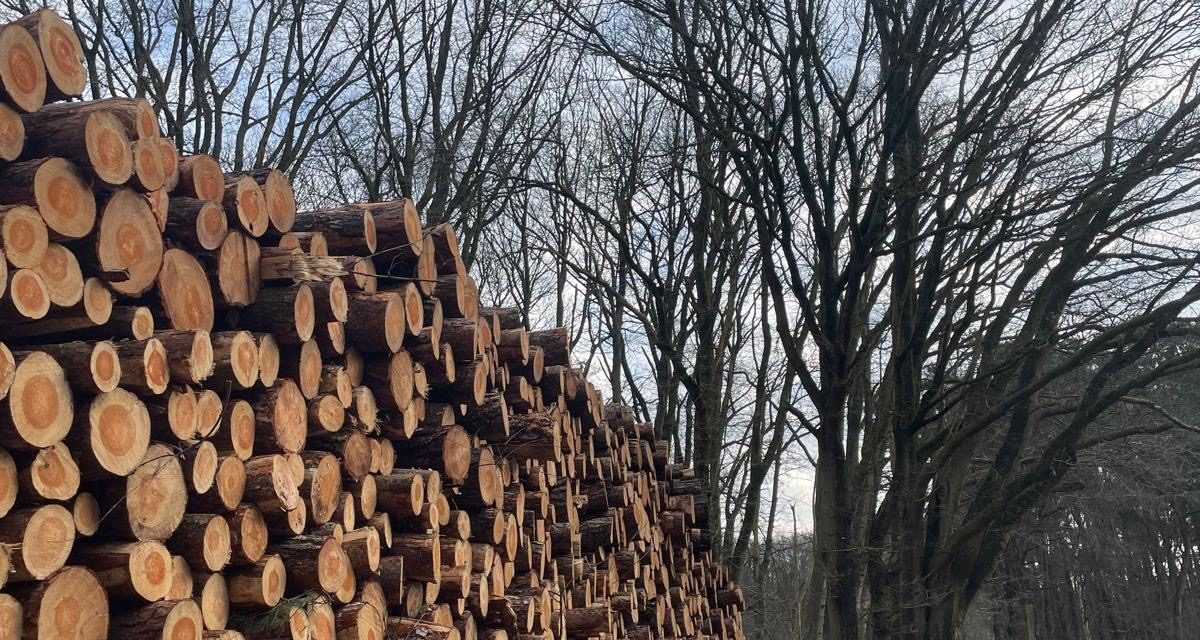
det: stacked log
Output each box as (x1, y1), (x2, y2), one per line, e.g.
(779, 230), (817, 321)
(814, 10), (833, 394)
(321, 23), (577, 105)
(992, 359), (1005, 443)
(0, 8), (746, 640)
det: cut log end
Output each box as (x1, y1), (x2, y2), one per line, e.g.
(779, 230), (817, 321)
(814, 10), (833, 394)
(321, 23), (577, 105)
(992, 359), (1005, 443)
(1, 204), (48, 269)
(217, 231), (261, 307)
(178, 155), (225, 201)
(83, 278), (114, 325)
(36, 243), (84, 307)
(73, 491), (100, 536)
(0, 24), (46, 112)
(9, 268), (50, 319)
(131, 138), (165, 191)
(159, 249), (215, 331)
(27, 9), (86, 99)
(97, 189), (163, 296)
(85, 384), (150, 473)
(0, 102), (23, 160)
(28, 566), (109, 639)
(85, 111), (135, 185)
(229, 175), (269, 237)
(34, 158), (96, 239)
(7, 351), (73, 448)
(13, 504), (75, 579)
(124, 443), (187, 541)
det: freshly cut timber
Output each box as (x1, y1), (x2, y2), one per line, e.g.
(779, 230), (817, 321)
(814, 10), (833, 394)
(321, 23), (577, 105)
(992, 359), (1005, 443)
(77, 388), (151, 477)
(0, 503), (75, 580)
(0, 351), (72, 450)
(16, 566), (109, 638)
(242, 168), (296, 233)
(71, 540), (173, 602)
(0, 10), (748, 638)
(116, 443), (187, 541)
(2, 268), (50, 319)
(0, 102), (23, 160)
(0, 23), (45, 112)
(22, 105), (135, 185)
(176, 154), (225, 201)
(0, 204), (48, 268)
(164, 197), (228, 251)
(12, 9), (86, 101)
(207, 230), (262, 307)
(223, 174), (269, 237)
(157, 248), (216, 331)
(281, 204), (377, 255)
(0, 157), (95, 240)
(87, 189), (164, 296)
(34, 242), (85, 306)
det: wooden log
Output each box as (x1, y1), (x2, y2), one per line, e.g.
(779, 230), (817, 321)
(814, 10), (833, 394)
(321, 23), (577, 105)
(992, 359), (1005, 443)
(241, 168), (296, 233)
(199, 230), (261, 308)
(527, 328), (569, 368)
(209, 330), (260, 390)
(130, 137), (166, 191)
(0, 23), (45, 112)
(158, 138), (180, 190)
(0, 447), (15, 517)
(21, 103), (136, 186)
(0, 100), (20, 161)
(176, 155), (225, 201)
(110, 442), (187, 541)
(79, 188), (164, 296)
(309, 393), (346, 434)
(391, 423), (471, 485)
(166, 513), (232, 573)
(0, 504), (74, 580)
(72, 388), (151, 477)
(345, 290), (405, 353)
(11, 10), (84, 102)
(70, 540), (173, 602)
(10, 339), (117, 394)
(73, 491), (101, 536)
(225, 554), (286, 608)
(0, 157), (95, 240)
(234, 283), (314, 344)
(272, 534), (347, 594)
(298, 451), (343, 526)
(0, 350), (72, 450)
(16, 566), (109, 639)
(384, 617), (460, 640)
(223, 174), (269, 237)
(245, 379), (307, 454)
(164, 197), (228, 251)
(158, 248), (216, 331)
(0, 204), (47, 268)
(110, 337), (168, 395)
(110, 598), (203, 640)
(257, 333), (281, 387)
(34, 242), (83, 306)
(0, 268), (49, 320)
(181, 440), (219, 495)
(154, 329), (214, 384)
(342, 526), (382, 577)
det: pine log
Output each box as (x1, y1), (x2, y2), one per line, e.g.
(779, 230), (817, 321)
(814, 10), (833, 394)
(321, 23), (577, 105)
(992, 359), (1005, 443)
(176, 154), (225, 200)
(0, 157), (95, 239)
(158, 248), (217, 330)
(0, 204), (47, 268)
(16, 566), (109, 639)
(164, 197), (228, 251)
(70, 540), (173, 602)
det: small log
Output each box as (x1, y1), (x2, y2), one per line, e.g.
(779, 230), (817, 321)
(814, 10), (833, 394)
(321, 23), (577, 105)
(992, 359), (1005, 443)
(176, 155), (225, 201)
(225, 554), (286, 608)
(158, 248), (216, 330)
(70, 540), (172, 602)
(223, 174), (269, 237)
(0, 204), (47, 268)
(164, 197), (228, 251)
(0, 504), (74, 580)
(0, 157), (95, 239)
(110, 598), (203, 640)
(0, 351), (73, 450)
(167, 513), (232, 573)
(34, 241), (84, 306)
(16, 566), (109, 638)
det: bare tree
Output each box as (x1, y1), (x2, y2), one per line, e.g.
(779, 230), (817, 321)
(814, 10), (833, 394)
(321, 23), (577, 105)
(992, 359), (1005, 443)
(553, 0), (1200, 637)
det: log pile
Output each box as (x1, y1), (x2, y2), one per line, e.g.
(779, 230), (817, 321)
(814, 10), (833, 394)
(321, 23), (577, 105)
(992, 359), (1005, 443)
(0, 8), (745, 640)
